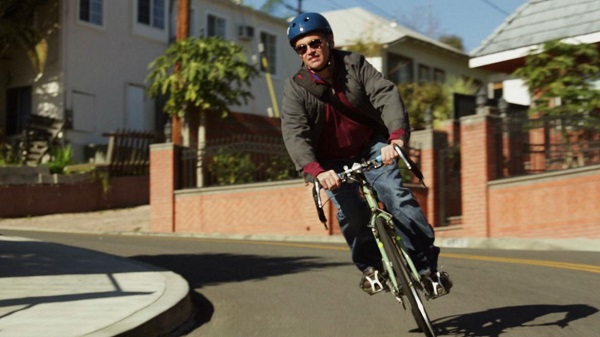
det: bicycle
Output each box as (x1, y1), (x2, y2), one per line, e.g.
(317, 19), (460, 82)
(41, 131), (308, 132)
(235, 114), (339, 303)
(312, 144), (447, 337)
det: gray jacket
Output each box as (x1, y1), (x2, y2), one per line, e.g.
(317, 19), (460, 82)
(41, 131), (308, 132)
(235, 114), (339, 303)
(281, 50), (410, 181)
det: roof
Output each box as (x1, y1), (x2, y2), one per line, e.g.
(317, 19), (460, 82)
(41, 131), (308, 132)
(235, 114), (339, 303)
(470, 0), (600, 71)
(321, 7), (464, 55)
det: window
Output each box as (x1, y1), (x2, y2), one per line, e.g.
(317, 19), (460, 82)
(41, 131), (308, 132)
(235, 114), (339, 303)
(207, 14), (226, 38)
(387, 53), (413, 84)
(418, 64), (431, 82)
(79, 0), (103, 26)
(137, 0), (165, 29)
(434, 68), (445, 83)
(260, 32), (277, 75)
(6, 86), (32, 136)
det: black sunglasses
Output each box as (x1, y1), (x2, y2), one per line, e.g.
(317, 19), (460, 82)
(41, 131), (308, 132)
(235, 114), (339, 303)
(295, 39), (324, 55)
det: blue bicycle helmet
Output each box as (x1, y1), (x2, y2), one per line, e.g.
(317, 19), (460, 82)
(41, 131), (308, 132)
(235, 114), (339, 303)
(287, 12), (332, 47)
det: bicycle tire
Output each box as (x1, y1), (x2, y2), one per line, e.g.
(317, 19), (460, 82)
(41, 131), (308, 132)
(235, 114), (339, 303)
(375, 217), (436, 337)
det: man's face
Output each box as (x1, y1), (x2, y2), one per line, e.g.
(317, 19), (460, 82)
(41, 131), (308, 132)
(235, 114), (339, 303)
(294, 33), (331, 71)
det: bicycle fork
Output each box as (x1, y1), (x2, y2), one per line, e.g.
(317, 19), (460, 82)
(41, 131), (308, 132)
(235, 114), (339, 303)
(369, 215), (408, 307)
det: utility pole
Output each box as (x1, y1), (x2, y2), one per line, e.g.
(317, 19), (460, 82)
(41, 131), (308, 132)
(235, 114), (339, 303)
(259, 43), (280, 118)
(171, 0), (190, 145)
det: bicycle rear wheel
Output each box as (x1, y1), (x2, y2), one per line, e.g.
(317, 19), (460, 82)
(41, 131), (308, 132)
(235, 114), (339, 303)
(375, 217), (436, 337)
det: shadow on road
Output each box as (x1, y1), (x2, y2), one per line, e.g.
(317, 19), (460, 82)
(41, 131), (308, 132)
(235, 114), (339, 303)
(132, 253), (350, 330)
(432, 304), (598, 336)
(132, 253), (348, 288)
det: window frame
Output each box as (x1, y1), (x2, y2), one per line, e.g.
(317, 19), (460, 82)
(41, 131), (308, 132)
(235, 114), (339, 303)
(386, 53), (413, 84)
(136, 0), (166, 30)
(418, 64), (431, 82)
(132, 0), (168, 42)
(433, 68), (446, 84)
(78, 0), (104, 28)
(206, 13), (227, 39)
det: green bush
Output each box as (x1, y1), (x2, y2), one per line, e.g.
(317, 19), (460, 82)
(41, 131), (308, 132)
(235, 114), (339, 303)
(208, 147), (256, 185)
(262, 154), (297, 181)
(0, 142), (19, 166)
(45, 144), (72, 174)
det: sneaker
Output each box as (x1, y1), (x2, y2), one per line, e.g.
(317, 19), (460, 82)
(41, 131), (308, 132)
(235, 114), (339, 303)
(359, 266), (389, 295)
(421, 271), (452, 299)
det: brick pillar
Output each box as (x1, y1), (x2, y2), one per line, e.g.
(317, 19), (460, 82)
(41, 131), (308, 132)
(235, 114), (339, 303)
(411, 129), (448, 227)
(459, 108), (501, 237)
(150, 143), (178, 232)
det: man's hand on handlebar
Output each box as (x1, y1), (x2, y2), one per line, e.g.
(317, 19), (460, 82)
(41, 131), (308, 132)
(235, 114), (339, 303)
(381, 139), (404, 165)
(316, 170), (341, 190)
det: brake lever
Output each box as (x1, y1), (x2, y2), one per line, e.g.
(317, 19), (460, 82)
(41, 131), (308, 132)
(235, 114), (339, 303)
(312, 179), (328, 230)
(393, 144), (426, 187)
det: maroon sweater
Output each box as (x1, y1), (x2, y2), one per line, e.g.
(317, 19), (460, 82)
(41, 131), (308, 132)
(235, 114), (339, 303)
(303, 73), (405, 178)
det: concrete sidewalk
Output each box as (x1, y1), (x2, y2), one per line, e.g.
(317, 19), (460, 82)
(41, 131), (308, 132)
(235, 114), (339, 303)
(0, 232), (192, 337)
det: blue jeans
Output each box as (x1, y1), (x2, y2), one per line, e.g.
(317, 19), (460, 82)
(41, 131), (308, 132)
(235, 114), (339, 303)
(322, 137), (439, 275)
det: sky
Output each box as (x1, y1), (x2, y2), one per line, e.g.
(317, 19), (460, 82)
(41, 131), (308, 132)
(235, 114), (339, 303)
(241, 0), (528, 54)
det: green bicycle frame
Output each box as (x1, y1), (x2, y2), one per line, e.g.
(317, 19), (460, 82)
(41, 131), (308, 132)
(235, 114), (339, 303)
(360, 183), (421, 294)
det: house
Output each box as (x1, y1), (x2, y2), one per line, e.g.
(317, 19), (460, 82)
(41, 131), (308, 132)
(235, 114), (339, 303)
(469, 0), (600, 105)
(0, 0), (297, 162)
(321, 7), (492, 88)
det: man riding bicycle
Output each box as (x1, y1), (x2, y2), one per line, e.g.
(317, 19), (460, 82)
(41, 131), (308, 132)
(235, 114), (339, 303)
(280, 12), (451, 295)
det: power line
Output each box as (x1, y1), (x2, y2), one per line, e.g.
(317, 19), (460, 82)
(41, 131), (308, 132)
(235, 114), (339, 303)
(481, 0), (510, 16)
(361, 0), (394, 20)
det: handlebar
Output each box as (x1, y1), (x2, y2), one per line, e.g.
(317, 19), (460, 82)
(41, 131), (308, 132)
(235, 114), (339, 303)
(313, 145), (425, 229)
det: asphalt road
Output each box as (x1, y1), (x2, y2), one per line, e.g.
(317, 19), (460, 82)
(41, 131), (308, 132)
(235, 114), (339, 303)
(3, 230), (599, 337)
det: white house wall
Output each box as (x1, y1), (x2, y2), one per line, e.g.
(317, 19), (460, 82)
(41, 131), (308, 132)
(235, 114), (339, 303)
(61, 0), (168, 159)
(2, 0), (300, 162)
(385, 40), (491, 84)
(188, 0), (297, 116)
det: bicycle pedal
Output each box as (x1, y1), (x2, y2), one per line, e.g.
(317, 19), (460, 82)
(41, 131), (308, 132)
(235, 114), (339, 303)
(360, 270), (389, 295)
(430, 282), (449, 299)
(422, 272), (450, 299)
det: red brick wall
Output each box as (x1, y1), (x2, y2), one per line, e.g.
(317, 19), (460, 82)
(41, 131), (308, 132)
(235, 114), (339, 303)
(0, 175), (149, 218)
(169, 180), (428, 237)
(150, 143), (177, 232)
(489, 166), (600, 238)
(435, 110), (600, 240)
(454, 113), (497, 237)
(410, 130), (448, 227)
(173, 181), (329, 236)
(150, 112), (600, 240)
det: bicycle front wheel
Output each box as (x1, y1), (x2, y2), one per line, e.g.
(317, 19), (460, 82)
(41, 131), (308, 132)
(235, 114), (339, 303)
(375, 217), (436, 337)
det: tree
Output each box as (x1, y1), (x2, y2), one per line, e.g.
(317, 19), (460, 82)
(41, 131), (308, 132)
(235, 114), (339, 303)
(398, 82), (445, 130)
(438, 34), (464, 52)
(513, 39), (600, 167)
(397, 76), (476, 129)
(146, 37), (258, 185)
(514, 39), (600, 117)
(0, 0), (53, 79)
(400, 4), (441, 40)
